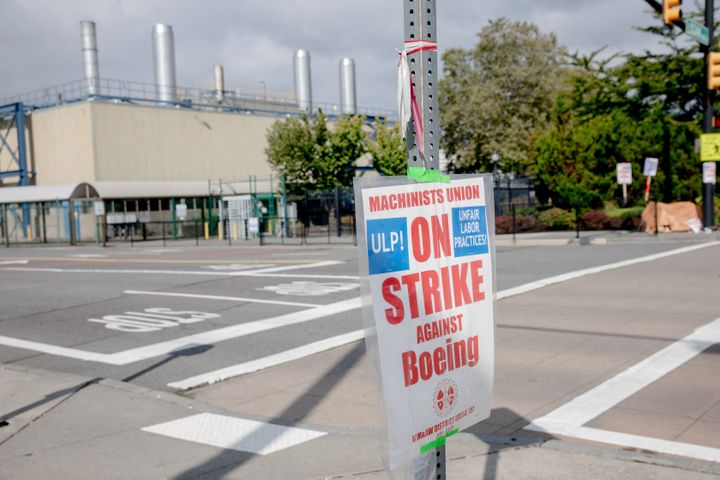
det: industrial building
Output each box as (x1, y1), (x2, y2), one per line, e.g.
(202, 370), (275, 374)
(0, 21), (392, 245)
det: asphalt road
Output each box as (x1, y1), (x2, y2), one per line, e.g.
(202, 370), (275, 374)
(0, 235), (716, 393)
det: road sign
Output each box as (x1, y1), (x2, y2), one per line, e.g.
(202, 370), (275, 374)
(616, 163), (632, 185)
(355, 175), (494, 469)
(643, 157), (659, 177)
(701, 133), (720, 161)
(704, 162), (717, 184)
(686, 19), (710, 46)
(94, 201), (105, 216)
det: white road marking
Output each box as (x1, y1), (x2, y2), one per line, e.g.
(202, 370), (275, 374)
(69, 254), (108, 258)
(229, 260), (342, 275)
(0, 298), (359, 365)
(526, 316), (720, 462)
(124, 290), (321, 308)
(202, 264), (274, 271)
(0, 259), (28, 265)
(1, 243), (717, 372)
(142, 413), (326, 455)
(168, 330), (365, 390)
(0, 260), (348, 279)
(167, 242), (720, 387)
(259, 281), (359, 296)
(497, 241), (720, 300)
(0, 335), (112, 363)
(110, 298), (360, 364)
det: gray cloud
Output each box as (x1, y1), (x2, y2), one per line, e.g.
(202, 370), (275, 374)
(0, 0), (694, 109)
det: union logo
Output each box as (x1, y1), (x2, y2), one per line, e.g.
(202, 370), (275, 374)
(433, 378), (459, 418)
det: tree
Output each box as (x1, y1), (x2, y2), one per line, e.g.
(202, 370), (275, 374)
(265, 111), (367, 193)
(531, 19), (704, 207)
(439, 18), (566, 174)
(367, 120), (407, 176)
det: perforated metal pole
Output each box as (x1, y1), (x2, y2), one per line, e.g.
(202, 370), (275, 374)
(404, 1), (445, 478)
(405, 0), (440, 171)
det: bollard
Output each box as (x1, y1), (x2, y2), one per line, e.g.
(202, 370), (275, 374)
(218, 221), (223, 240)
(204, 222), (209, 240)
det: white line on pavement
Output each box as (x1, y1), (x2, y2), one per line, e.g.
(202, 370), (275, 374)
(496, 241), (720, 300)
(142, 413), (327, 455)
(166, 242), (720, 388)
(0, 298), (360, 365)
(526, 316), (720, 462)
(1, 242), (717, 369)
(124, 290), (321, 309)
(168, 329), (365, 390)
(110, 297), (362, 364)
(0, 260), (29, 265)
(1, 266), (358, 280)
(0, 335), (113, 363)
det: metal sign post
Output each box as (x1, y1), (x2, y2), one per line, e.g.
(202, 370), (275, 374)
(403, 1), (444, 478)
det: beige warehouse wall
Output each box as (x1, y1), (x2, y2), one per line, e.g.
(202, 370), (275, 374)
(90, 103), (275, 182)
(30, 103), (96, 185)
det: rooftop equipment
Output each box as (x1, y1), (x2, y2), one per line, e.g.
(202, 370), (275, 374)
(293, 49), (312, 113)
(80, 21), (100, 96)
(152, 24), (177, 103)
(339, 58), (357, 115)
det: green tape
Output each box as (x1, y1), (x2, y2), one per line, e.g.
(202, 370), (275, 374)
(407, 166), (450, 183)
(419, 429), (459, 453)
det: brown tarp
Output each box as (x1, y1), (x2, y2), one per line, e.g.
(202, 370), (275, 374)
(641, 201), (702, 233)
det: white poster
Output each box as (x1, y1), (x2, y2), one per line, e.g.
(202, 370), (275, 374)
(703, 162), (717, 184)
(355, 175), (494, 469)
(616, 163), (633, 185)
(643, 157), (658, 177)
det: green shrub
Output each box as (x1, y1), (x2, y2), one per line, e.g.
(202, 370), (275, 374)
(538, 208), (575, 230)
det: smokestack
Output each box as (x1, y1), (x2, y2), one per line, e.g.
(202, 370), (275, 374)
(152, 24), (177, 103)
(80, 21), (100, 96)
(213, 65), (224, 103)
(339, 58), (357, 115)
(293, 49), (312, 113)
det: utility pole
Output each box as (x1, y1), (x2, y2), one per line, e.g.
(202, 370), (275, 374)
(703, 0), (716, 230)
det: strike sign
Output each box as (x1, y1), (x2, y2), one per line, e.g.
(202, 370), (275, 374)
(355, 176), (494, 469)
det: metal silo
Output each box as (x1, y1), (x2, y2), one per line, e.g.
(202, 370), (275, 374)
(152, 24), (177, 103)
(293, 49), (312, 113)
(80, 21), (100, 96)
(339, 58), (357, 115)
(213, 64), (225, 102)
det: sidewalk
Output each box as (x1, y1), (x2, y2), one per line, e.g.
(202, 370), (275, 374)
(495, 229), (720, 247)
(2, 347), (719, 479)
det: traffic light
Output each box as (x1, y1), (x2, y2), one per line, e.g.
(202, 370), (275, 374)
(663, 0), (682, 25)
(709, 52), (720, 91)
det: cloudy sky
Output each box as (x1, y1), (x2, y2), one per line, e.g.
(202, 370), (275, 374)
(0, 0), (691, 110)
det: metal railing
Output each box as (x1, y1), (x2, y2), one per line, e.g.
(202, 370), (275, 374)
(1, 78), (397, 122)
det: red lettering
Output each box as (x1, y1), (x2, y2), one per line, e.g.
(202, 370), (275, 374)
(431, 214), (451, 259)
(419, 352), (433, 380)
(433, 347), (447, 375)
(382, 277), (404, 325)
(411, 217), (431, 262)
(401, 273), (421, 319)
(451, 263), (472, 306)
(470, 260), (485, 302)
(420, 270), (441, 315)
(402, 351), (418, 386)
